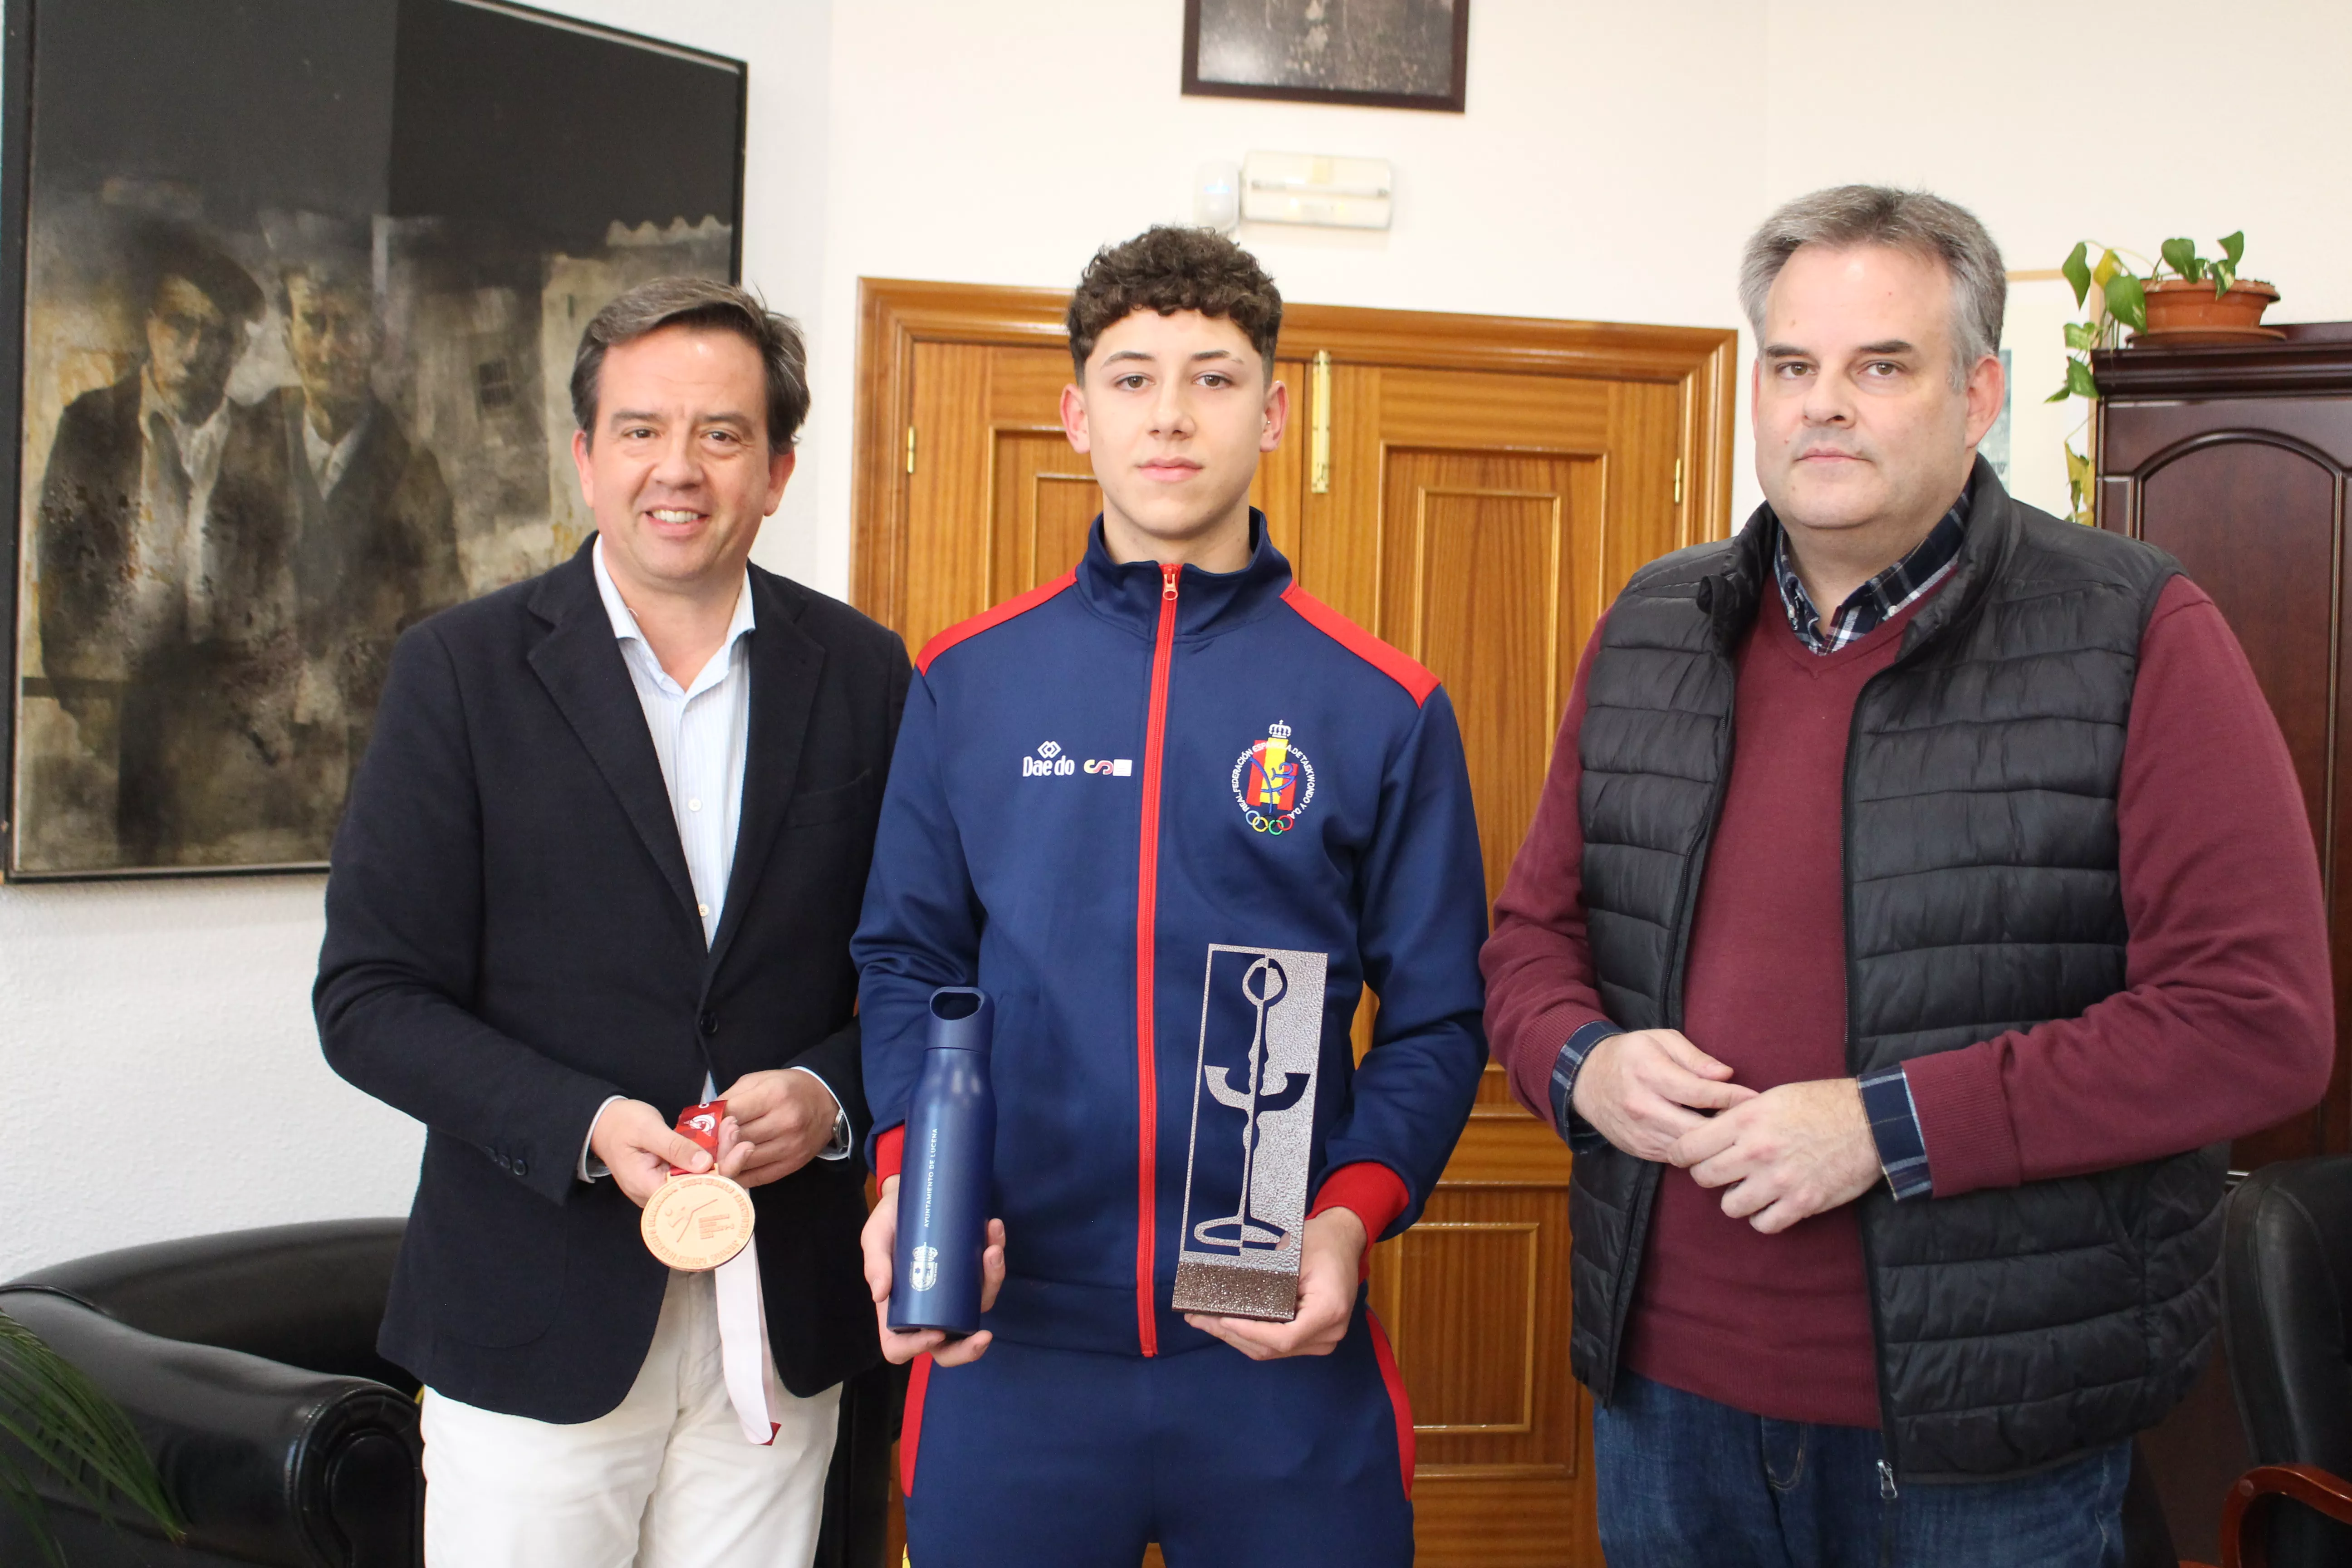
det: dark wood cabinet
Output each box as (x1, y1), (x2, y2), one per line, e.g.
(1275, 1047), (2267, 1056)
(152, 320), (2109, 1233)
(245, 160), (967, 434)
(2095, 323), (2352, 1170)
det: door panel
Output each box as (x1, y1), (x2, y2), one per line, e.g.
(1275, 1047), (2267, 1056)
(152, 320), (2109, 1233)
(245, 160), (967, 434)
(856, 281), (1737, 1568)
(903, 341), (995, 651)
(988, 429), (1098, 603)
(1378, 450), (1603, 907)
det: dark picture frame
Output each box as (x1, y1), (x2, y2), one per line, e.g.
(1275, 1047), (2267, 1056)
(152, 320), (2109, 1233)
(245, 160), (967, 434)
(1182, 0), (1469, 113)
(0, 0), (747, 881)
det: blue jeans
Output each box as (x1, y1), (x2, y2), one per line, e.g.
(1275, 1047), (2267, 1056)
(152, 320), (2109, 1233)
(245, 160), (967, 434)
(1593, 1372), (2130, 1568)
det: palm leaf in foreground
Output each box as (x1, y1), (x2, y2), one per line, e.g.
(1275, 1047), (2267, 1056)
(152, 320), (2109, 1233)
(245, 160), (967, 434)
(0, 1308), (183, 1565)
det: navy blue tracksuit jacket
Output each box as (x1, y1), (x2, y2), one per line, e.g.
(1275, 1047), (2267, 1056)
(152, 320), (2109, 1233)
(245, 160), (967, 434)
(854, 516), (1489, 1362)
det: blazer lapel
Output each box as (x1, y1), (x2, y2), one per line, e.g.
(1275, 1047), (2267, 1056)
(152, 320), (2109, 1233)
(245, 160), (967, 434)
(526, 549), (700, 926)
(705, 570), (823, 976)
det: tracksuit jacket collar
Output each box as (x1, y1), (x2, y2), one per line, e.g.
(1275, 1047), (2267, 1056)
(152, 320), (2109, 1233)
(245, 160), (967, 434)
(1074, 510), (1290, 641)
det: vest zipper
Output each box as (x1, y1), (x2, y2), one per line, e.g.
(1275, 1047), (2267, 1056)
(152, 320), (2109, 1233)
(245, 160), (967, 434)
(1131, 561), (1181, 1357)
(1847, 666), (1906, 1478)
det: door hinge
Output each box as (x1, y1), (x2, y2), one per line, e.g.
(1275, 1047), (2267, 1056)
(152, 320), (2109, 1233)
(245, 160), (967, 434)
(905, 425), (917, 476)
(1673, 458), (1684, 506)
(1310, 350), (1333, 495)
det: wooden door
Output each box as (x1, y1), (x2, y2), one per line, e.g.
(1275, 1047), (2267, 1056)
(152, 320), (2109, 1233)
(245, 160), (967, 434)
(853, 280), (1737, 1567)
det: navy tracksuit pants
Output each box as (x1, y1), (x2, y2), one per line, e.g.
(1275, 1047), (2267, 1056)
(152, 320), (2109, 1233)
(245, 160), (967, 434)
(901, 1304), (1416, 1567)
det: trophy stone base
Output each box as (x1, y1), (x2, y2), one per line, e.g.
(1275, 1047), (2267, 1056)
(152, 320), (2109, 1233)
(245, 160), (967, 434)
(1171, 1258), (1299, 1323)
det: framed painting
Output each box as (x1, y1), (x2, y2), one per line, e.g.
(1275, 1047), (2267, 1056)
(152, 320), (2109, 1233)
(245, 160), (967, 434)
(1182, 0), (1470, 113)
(0, 0), (746, 879)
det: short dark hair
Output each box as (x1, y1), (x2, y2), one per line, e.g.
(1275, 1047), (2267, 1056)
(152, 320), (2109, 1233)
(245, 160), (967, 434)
(1066, 226), (1282, 380)
(570, 276), (809, 450)
(139, 224), (264, 324)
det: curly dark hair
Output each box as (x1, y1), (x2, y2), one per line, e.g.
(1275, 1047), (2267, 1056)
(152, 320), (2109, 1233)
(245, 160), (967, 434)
(1066, 225), (1283, 380)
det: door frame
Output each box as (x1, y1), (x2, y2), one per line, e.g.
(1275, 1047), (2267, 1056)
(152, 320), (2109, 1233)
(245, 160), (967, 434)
(849, 277), (1741, 631)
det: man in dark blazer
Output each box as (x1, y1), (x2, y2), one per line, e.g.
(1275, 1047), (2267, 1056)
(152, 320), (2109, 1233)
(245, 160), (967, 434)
(317, 277), (906, 1566)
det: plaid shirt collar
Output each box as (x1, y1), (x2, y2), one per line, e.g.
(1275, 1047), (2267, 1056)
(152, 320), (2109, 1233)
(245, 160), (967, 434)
(1774, 485), (1970, 655)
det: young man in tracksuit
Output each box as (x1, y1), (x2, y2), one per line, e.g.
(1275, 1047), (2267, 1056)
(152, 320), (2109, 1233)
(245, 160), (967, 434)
(853, 226), (1489, 1566)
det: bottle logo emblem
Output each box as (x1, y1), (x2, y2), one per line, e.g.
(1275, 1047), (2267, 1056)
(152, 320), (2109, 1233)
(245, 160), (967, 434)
(909, 1244), (939, 1292)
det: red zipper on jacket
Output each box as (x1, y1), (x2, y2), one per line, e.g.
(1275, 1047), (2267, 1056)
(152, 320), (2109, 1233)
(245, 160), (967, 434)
(1132, 561), (1180, 1357)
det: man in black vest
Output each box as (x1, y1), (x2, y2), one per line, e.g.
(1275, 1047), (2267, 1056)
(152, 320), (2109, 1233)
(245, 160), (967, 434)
(318, 278), (906, 1566)
(1483, 186), (2333, 1564)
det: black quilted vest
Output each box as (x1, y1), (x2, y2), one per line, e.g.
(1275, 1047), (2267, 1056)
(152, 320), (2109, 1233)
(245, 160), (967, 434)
(1572, 464), (2226, 1481)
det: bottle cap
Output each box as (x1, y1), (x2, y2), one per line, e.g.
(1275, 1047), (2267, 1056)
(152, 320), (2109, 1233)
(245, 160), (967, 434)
(926, 987), (995, 1054)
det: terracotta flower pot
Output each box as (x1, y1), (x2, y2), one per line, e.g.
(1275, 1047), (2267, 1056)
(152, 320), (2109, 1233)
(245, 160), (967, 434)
(2134, 277), (2281, 343)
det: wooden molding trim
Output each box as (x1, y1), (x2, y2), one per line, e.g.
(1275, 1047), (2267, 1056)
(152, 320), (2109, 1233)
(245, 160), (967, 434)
(2092, 338), (2352, 400)
(851, 277), (1740, 628)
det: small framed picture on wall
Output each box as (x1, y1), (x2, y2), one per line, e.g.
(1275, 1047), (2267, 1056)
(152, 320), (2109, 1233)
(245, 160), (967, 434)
(1183, 0), (1470, 113)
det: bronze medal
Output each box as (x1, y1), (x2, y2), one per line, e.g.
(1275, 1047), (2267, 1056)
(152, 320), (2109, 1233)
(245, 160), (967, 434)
(640, 1098), (755, 1271)
(642, 1171), (755, 1271)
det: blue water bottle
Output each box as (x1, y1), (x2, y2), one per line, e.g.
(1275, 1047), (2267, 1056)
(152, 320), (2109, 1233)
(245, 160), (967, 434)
(888, 987), (997, 1336)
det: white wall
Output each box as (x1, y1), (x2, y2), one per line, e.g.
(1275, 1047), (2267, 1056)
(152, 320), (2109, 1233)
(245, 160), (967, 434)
(8, 0), (2350, 1279)
(1762, 0), (2352, 323)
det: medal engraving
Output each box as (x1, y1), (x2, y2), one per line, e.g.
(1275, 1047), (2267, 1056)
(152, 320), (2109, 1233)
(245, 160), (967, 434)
(639, 1099), (753, 1272)
(641, 1172), (755, 1271)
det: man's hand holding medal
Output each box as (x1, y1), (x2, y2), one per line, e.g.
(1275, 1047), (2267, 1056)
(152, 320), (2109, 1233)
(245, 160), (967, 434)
(631, 1100), (757, 1273)
(588, 1098), (755, 1207)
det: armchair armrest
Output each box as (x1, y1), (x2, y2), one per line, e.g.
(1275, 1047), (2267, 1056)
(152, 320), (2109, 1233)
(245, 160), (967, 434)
(2222, 1463), (2352, 1568)
(0, 1286), (419, 1568)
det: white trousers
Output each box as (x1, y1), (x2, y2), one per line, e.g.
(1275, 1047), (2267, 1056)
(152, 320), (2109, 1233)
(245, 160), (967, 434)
(420, 1269), (841, 1568)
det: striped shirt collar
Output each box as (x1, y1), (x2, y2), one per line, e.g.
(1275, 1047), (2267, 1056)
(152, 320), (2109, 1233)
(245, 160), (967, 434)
(1773, 485), (1970, 655)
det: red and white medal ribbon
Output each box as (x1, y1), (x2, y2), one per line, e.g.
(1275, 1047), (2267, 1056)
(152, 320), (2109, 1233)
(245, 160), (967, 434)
(661, 1099), (786, 1446)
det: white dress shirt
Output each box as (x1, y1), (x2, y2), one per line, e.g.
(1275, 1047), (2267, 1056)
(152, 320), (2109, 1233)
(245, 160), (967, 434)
(133, 368), (234, 644)
(301, 399), (372, 498)
(579, 538), (849, 1178)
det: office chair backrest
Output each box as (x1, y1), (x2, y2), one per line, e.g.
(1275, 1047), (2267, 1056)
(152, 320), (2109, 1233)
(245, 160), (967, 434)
(2224, 1157), (2352, 1567)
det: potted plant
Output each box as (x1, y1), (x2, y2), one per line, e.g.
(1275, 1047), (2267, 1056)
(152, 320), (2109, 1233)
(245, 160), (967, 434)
(0, 1308), (182, 1565)
(2046, 231), (2280, 522)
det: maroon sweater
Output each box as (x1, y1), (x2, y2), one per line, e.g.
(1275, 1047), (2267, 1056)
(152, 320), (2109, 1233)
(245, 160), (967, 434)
(1483, 573), (2335, 1426)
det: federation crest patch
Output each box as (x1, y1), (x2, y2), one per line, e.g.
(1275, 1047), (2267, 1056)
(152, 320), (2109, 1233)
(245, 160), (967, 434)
(1230, 721), (1315, 834)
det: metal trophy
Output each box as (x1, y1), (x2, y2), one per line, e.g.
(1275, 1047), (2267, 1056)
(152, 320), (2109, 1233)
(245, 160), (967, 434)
(1171, 944), (1328, 1322)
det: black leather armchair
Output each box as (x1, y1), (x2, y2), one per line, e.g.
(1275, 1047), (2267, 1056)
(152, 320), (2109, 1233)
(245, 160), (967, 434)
(0, 1219), (898, 1568)
(0, 1220), (420, 1567)
(2220, 1156), (2352, 1568)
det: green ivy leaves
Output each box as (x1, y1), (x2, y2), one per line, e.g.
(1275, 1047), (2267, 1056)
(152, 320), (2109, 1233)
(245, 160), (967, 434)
(2062, 241), (2093, 307)
(2105, 272), (2148, 333)
(2048, 356), (2101, 404)
(2053, 229), (2252, 528)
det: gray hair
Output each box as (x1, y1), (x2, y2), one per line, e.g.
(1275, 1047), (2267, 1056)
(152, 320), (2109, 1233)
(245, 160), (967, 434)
(571, 276), (809, 449)
(1738, 186), (2006, 387)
